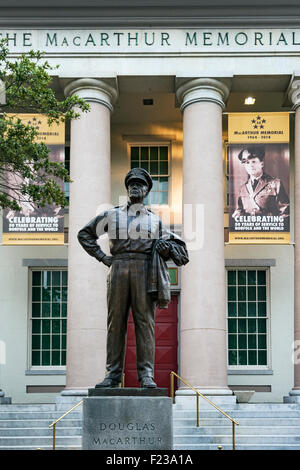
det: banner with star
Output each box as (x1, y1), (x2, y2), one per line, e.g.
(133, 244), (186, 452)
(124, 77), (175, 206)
(2, 114), (65, 245)
(227, 112), (290, 244)
(228, 112), (290, 143)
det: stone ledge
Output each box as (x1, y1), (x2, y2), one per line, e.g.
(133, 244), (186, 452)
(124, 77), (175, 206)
(88, 387), (168, 397)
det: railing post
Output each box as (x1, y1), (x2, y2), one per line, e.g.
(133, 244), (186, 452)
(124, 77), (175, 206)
(53, 423), (56, 450)
(232, 421), (235, 450)
(196, 394), (199, 427)
(170, 372), (175, 404)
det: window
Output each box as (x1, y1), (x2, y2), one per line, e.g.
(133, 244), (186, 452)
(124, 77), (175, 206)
(227, 268), (268, 367)
(30, 269), (67, 367)
(130, 145), (169, 205)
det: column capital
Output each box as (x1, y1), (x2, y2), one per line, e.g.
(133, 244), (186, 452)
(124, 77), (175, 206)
(176, 78), (229, 112)
(64, 78), (118, 112)
(289, 79), (300, 111)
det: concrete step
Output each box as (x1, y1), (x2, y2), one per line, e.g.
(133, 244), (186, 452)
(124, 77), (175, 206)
(0, 427), (82, 436)
(173, 403), (300, 411)
(0, 404), (57, 411)
(173, 444), (300, 450)
(0, 411), (82, 420)
(173, 410), (300, 418)
(173, 417), (300, 426)
(174, 434), (300, 444)
(0, 445), (82, 450)
(0, 436), (82, 446)
(231, 403), (300, 410)
(173, 425), (300, 435)
(0, 419), (82, 428)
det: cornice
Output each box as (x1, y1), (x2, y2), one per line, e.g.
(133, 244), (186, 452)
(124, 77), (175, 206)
(0, 1), (300, 28)
(2, 17), (300, 28)
(0, 0), (300, 13)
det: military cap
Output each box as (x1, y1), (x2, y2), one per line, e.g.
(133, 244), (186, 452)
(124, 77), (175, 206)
(238, 146), (265, 163)
(125, 168), (153, 191)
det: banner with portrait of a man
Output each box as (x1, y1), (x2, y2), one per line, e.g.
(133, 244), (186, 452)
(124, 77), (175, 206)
(228, 112), (290, 244)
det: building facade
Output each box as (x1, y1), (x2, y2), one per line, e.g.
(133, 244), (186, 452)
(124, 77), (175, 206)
(0, 1), (300, 405)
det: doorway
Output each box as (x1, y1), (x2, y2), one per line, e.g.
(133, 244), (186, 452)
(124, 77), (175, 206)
(124, 294), (179, 394)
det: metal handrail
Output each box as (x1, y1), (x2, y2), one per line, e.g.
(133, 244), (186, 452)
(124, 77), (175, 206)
(48, 374), (124, 450)
(170, 371), (239, 450)
(49, 399), (83, 450)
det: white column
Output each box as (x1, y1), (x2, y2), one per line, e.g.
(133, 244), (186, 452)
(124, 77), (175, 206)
(63, 78), (117, 394)
(176, 78), (231, 395)
(286, 81), (300, 402)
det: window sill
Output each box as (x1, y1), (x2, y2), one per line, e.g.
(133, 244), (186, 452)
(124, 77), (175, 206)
(25, 369), (66, 376)
(228, 369), (273, 375)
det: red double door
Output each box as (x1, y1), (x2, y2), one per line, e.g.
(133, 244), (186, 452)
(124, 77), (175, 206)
(124, 294), (178, 394)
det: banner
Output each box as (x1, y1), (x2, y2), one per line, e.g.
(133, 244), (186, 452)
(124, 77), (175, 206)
(2, 114), (65, 245)
(228, 112), (290, 244)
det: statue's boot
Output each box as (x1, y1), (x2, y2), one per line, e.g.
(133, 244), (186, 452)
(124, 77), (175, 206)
(140, 377), (157, 388)
(95, 377), (120, 388)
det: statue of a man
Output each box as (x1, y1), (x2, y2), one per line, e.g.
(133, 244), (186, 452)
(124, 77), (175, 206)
(77, 168), (189, 388)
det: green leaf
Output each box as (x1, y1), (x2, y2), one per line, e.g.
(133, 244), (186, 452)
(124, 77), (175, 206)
(0, 38), (90, 210)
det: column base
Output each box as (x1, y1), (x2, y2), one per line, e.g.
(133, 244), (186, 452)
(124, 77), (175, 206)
(176, 387), (233, 396)
(56, 388), (88, 410)
(175, 388), (236, 409)
(283, 389), (300, 403)
(0, 390), (11, 405)
(60, 389), (88, 396)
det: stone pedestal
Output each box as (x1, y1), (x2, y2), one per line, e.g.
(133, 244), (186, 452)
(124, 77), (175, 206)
(82, 388), (173, 450)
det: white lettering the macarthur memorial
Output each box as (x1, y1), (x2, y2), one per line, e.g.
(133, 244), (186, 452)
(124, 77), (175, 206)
(1, 29), (300, 55)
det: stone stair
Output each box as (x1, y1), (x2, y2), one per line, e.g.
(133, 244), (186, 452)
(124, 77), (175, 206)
(1, 400), (300, 450)
(0, 403), (82, 450)
(173, 402), (300, 450)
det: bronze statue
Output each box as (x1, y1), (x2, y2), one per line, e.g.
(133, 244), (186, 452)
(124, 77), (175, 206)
(77, 168), (189, 388)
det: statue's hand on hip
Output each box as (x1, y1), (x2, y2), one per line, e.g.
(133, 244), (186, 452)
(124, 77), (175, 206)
(102, 255), (113, 267)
